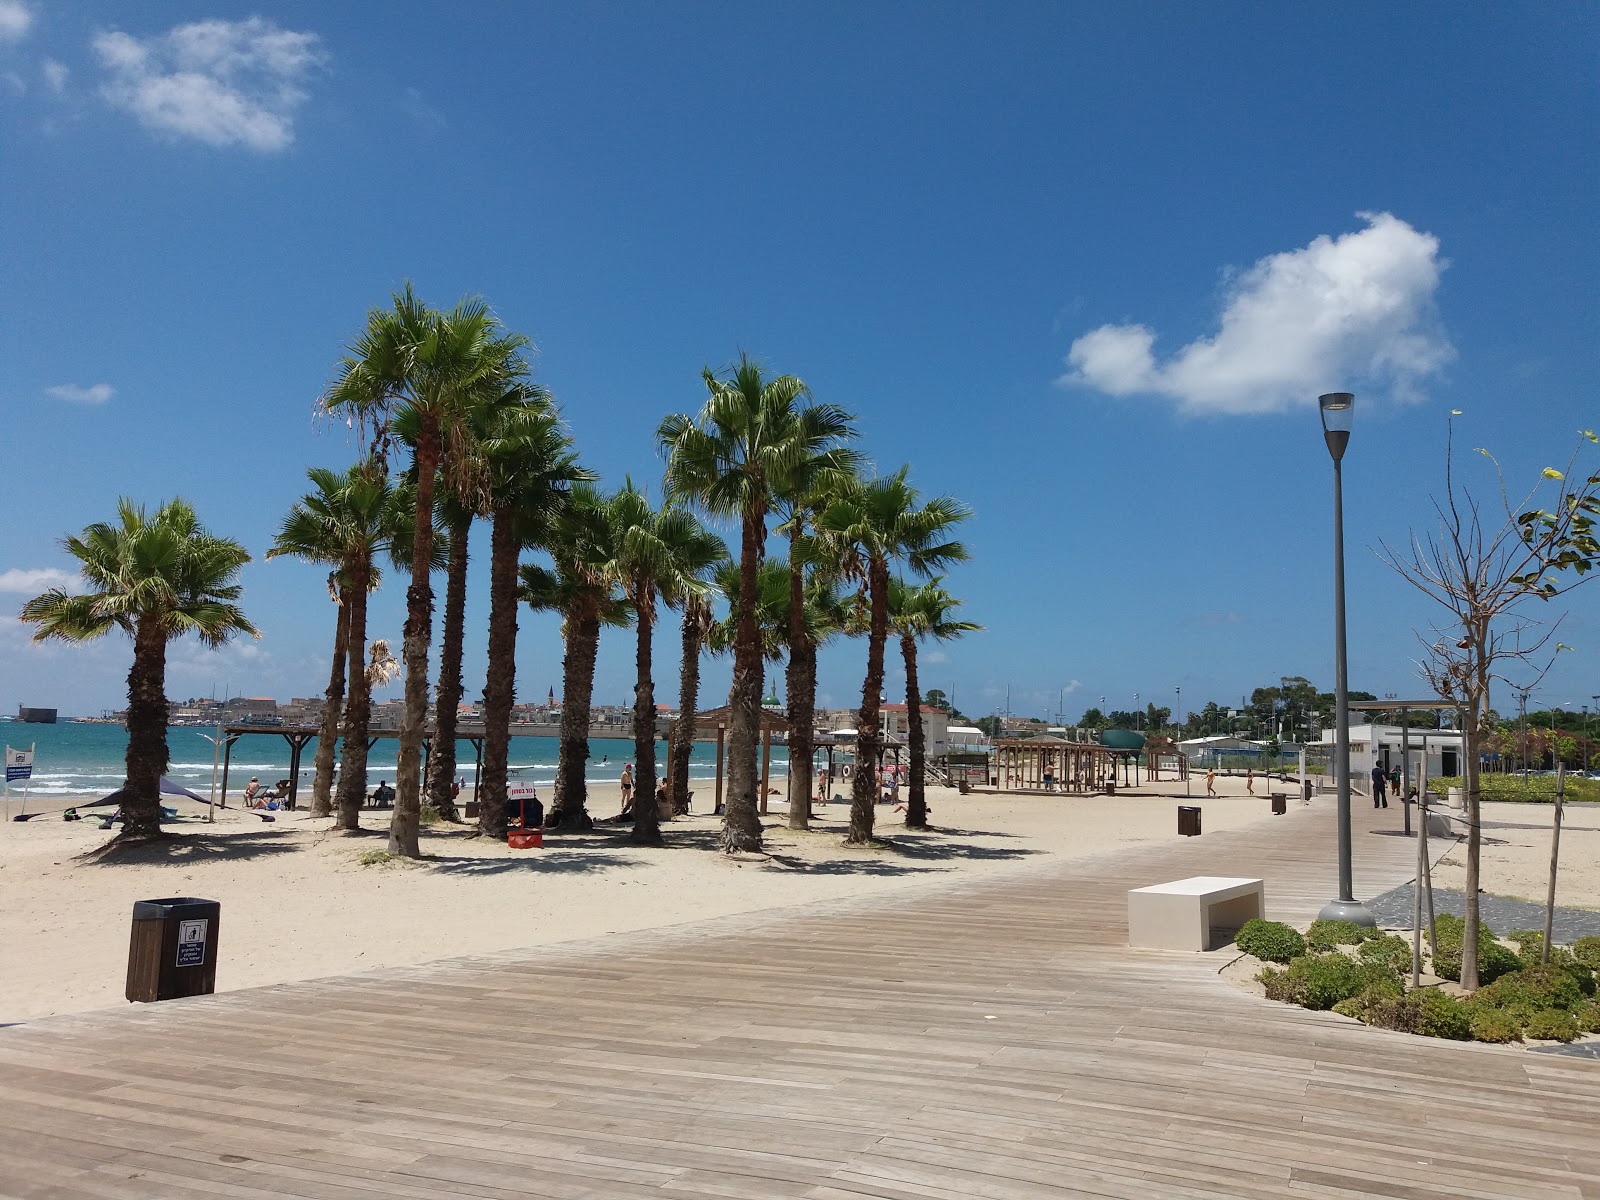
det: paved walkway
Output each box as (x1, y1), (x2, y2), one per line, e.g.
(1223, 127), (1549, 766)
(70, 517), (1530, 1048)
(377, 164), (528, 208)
(2, 802), (1598, 1199)
(1369, 885), (1600, 943)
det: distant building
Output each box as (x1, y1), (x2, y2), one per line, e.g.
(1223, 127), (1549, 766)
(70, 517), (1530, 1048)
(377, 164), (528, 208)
(18, 706), (57, 724)
(1312, 724), (1464, 787)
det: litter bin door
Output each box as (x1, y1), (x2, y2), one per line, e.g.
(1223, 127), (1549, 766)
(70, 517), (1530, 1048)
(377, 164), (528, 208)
(127, 897), (220, 1003)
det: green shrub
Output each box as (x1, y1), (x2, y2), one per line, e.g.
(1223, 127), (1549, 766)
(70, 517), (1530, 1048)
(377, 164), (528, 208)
(1430, 921), (1519, 985)
(1572, 999), (1600, 1034)
(1427, 774), (1600, 804)
(1358, 933), (1414, 972)
(1337, 986), (1471, 1039)
(1412, 990), (1473, 1040)
(1475, 964), (1585, 1012)
(1523, 1009), (1580, 1042)
(1573, 936), (1600, 970)
(1333, 983), (1406, 1025)
(1235, 919), (1306, 963)
(1265, 954), (1399, 1011)
(1468, 1007), (1524, 1043)
(358, 849), (394, 867)
(1507, 929), (1544, 966)
(1306, 919), (1383, 951)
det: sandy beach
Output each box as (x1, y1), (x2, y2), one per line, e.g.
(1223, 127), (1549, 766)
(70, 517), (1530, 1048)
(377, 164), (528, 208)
(6, 774), (1591, 1027)
(3, 772), (1275, 1024)
(1429, 799), (1600, 912)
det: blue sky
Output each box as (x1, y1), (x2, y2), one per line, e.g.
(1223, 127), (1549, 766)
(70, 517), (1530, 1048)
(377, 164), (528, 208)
(2, 3), (1597, 725)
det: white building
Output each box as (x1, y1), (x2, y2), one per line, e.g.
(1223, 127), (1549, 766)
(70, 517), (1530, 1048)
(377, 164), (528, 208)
(1313, 724), (1465, 789)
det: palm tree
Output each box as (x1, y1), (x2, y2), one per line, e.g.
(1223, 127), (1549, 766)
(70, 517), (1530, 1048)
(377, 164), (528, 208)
(520, 484), (627, 830)
(658, 354), (857, 852)
(266, 462), (396, 820)
(424, 491), (474, 821)
(475, 391), (589, 840)
(814, 468), (970, 845)
(665, 517), (729, 819)
(21, 498), (255, 841)
(776, 474), (859, 831)
(783, 564), (855, 827)
(323, 284), (529, 857)
(890, 577), (980, 829)
(603, 486), (728, 847)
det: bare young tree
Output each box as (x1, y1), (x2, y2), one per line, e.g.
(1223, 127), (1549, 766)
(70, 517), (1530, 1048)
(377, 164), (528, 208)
(1383, 419), (1598, 989)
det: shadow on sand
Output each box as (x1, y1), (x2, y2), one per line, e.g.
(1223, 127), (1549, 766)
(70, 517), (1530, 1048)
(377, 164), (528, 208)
(423, 850), (639, 876)
(77, 829), (301, 866)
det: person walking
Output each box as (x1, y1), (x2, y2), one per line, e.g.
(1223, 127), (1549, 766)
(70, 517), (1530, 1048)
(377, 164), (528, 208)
(1246, 767), (1255, 796)
(1205, 767), (1217, 797)
(1370, 762), (1388, 809)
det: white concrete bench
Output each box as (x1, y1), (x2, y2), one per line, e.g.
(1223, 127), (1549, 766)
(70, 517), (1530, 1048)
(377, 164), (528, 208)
(1127, 875), (1265, 952)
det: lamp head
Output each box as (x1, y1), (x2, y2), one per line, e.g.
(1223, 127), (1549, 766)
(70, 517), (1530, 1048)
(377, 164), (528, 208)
(1319, 392), (1354, 462)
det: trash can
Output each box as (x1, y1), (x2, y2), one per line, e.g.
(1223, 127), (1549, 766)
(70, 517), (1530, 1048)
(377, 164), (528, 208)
(1178, 806), (1202, 837)
(126, 897), (220, 1003)
(1302, 779), (1314, 803)
(1271, 794), (1287, 815)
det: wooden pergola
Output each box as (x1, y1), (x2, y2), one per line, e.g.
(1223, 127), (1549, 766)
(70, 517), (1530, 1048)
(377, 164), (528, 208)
(993, 734), (1119, 793)
(665, 705), (790, 815)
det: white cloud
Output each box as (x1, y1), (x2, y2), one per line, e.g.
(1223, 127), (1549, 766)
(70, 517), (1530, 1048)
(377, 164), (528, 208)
(402, 86), (446, 134)
(0, 567), (77, 594)
(1062, 212), (1454, 416)
(45, 382), (114, 404)
(0, 0), (32, 44)
(92, 17), (326, 152)
(41, 57), (67, 93)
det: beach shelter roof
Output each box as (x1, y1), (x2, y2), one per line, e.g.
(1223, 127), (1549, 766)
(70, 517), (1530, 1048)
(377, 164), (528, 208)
(672, 704), (789, 733)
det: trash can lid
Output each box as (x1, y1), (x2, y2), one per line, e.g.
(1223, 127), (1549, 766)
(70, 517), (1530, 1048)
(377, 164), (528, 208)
(132, 897), (220, 919)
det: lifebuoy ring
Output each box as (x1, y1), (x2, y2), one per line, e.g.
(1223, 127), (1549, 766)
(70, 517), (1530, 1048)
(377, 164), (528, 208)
(841, 764), (852, 779)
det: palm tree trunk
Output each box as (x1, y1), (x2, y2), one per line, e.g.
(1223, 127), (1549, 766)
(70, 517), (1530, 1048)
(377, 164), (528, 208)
(670, 602), (703, 816)
(334, 559), (372, 831)
(426, 509), (471, 821)
(391, 421), (440, 857)
(846, 560), (890, 845)
(722, 507), (765, 852)
(630, 590), (662, 847)
(310, 589), (350, 819)
(902, 633), (929, 829)
(785, 538), (814, 831)
(478, 506), (519, 841)
(120, 614), (169, 841)
(550, 606), (600, 830)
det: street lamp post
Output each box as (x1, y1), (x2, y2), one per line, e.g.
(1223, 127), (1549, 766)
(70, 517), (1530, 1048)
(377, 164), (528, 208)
(1317, 392), (1374, 925)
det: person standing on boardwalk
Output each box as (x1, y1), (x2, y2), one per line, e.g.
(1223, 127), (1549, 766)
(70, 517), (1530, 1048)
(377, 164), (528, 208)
(1370, 762), (1388, 808)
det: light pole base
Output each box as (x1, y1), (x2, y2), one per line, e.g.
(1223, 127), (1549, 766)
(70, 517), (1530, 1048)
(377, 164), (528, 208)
(1317, 898), (1377, 927)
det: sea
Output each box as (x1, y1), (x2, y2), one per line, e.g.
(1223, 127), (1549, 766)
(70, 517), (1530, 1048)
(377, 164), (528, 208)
(0, 720), (786, 800)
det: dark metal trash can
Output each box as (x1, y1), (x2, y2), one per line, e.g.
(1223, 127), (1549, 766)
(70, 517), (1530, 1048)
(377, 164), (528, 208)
(126, 897), (220, 1003)
(1303, 779), (1314, 802)
(1271, 794), (1287, 815)
(1178, 806), (1201, 837)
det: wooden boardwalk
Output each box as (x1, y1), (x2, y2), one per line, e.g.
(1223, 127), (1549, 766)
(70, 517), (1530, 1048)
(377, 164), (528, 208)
(2, 802), (1597, 1199)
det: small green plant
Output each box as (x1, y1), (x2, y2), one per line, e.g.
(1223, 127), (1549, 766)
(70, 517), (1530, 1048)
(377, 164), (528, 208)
(1507, 929), (1545, 966)
(418, 806), (441, 827)
(1467, 1007), (1524, 1043)
(1572, 999), (1600, 1034)
(1475, 964), (1585, 1012)
(358, 849), (395, 867)
(1262, 954), (1399, 1011)
(1411, 989), (1473, 1040)
(1333, 983), (1405, 1025)
(1306, 919), (1383, 951)
(1357, 933), (1413, 972)
(1235, 919), (1306, 963)
(1523, 1009), (1580, 1042)
(1573, 936), (1600, 970)
(1430, 920), (1520, 985)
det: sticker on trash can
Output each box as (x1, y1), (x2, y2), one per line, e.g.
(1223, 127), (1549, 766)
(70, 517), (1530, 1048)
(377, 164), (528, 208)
(176, 918), (207, 967)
